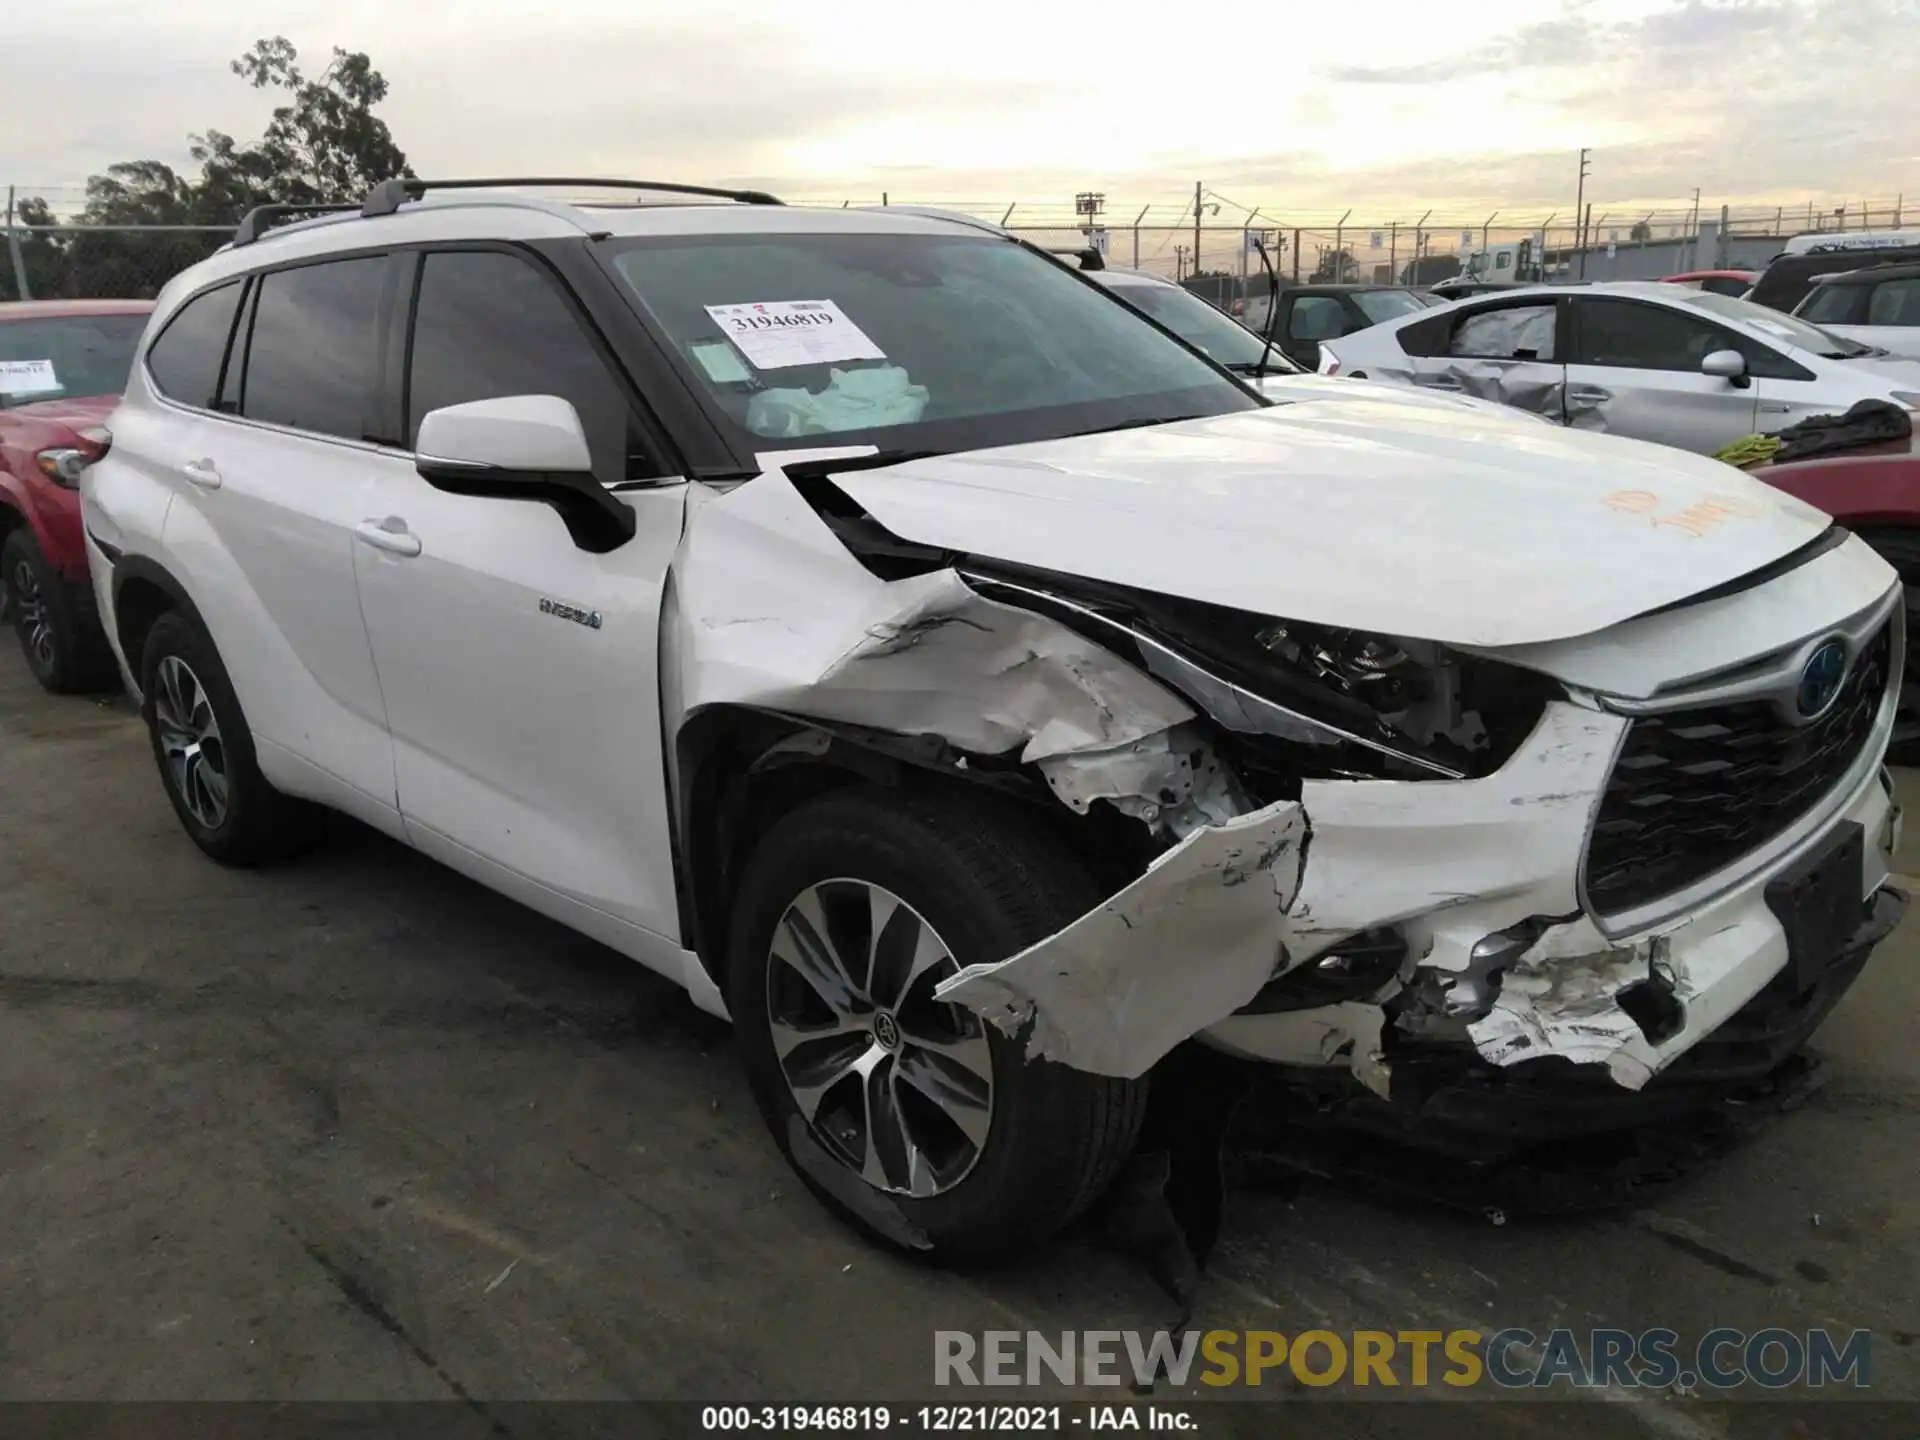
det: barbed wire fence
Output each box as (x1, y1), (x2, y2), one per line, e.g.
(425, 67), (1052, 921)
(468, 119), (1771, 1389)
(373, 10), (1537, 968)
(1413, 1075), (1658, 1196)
(5, 184), (1908, 305)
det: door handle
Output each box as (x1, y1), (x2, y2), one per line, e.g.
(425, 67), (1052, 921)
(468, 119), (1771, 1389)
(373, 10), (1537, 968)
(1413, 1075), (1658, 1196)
(180, 458), (222, 490)
(1568, 386), (1612, 404)
(1425, 375), (1466, 391)
(354, 518), (422, 558)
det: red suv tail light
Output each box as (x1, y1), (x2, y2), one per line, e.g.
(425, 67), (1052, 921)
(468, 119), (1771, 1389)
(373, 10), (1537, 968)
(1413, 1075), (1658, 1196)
(35, 425), (111, 490)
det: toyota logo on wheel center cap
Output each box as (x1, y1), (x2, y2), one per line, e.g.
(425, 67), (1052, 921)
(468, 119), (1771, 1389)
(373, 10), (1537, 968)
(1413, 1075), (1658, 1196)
(872, 1012), (901, 1052)
(1797, 640), (1849, 720)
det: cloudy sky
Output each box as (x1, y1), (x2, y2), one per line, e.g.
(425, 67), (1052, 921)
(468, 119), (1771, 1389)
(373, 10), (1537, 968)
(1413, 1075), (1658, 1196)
(7, 0), (1916, 223)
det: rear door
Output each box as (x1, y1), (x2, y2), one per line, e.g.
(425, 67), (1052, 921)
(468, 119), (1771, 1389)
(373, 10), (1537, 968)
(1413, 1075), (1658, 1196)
(351, 244), (688, 948)
(154, 256), (400, 821)
(1410, 296), (1567, 419)
(1562, 295), (1758, 452)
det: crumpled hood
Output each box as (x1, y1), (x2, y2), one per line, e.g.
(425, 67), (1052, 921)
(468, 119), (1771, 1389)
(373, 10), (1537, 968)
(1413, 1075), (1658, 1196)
(832, 404), (1833, 646)
(1254, 371), (1557, 421)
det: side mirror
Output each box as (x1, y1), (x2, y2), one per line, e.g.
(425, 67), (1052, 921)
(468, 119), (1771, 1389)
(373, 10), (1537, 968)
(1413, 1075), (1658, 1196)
(1702, 349), (1750, 388)
(415, 395), (635, 553)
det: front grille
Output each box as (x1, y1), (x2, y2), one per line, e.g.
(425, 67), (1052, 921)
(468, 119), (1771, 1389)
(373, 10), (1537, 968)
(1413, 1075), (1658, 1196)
(1584, 622), (1892, 917)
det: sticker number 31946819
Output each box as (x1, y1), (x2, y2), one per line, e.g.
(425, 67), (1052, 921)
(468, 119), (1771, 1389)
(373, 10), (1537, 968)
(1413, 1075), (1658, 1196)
(703, 300), (886, 370)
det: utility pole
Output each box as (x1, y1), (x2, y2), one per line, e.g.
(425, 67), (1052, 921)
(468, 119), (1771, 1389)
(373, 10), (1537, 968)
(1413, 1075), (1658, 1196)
(1193, 182), (1203, 280)
(5, 186), (30, 304)
(1573, 148), (1591, 277)
(1174, 244), (1189, 282)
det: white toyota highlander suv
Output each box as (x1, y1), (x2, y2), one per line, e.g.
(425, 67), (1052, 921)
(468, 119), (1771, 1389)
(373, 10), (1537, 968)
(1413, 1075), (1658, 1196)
(84, 179), (1907, 1258)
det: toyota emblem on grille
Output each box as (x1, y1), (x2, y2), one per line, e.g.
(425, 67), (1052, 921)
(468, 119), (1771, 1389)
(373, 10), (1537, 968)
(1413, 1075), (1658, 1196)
(1797, 640), (1849, 719)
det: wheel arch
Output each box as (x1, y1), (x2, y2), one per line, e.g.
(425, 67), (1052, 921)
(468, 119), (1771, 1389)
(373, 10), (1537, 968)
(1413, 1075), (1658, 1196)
(670, 705), (1108, 989)
(109, 554), (209, 694)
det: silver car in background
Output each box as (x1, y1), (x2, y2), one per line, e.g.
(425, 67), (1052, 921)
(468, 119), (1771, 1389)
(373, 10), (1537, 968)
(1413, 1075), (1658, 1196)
(1794, 263), (1920, 361)
(1320, 280), (1920, 454)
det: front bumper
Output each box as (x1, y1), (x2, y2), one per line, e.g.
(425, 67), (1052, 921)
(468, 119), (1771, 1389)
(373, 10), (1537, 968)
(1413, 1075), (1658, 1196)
(939, 688), (1902, 1100)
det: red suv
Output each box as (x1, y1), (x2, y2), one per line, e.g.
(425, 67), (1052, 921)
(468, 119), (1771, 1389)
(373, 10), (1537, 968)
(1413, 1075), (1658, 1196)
(0, 300), (153, 690)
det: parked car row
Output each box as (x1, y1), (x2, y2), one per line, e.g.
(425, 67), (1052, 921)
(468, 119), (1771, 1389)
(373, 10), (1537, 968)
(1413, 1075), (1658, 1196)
(5, 181), (1910, 1265)
(1, 300), (153, 690)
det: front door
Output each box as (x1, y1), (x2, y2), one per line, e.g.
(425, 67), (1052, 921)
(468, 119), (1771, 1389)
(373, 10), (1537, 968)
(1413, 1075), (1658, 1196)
(1563, 296), (1758, 453)
(351, 246), (687, 946)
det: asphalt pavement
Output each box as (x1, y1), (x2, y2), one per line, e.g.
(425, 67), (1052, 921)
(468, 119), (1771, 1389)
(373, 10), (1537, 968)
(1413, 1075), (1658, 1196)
(1, 642), (1915, 1437)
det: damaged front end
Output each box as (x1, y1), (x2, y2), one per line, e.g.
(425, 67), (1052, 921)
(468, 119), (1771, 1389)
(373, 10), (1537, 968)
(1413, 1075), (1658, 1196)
(670, 455), (1907, 1147)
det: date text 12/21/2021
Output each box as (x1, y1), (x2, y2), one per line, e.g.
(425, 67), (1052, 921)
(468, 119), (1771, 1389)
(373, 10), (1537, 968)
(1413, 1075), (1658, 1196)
(701, 1406), (1197, 1432)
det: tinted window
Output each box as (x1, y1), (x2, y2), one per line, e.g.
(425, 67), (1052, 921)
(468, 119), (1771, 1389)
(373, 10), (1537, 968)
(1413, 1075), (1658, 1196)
(607, 231), (1258, 458)
(1101, 280), (1282, 368)
(146, 284), (242, 408)
(239, 258), (383, 439)
(1798, 283), (1867, 326)
(1570, 298), (1730, 370)
(1288, 296), (1350, 341)
(408, 250), (650, 481)
(1451, 303), (1556, 360)
(1352, 290), (1427, 324)
(1868, 277), (1920, 326)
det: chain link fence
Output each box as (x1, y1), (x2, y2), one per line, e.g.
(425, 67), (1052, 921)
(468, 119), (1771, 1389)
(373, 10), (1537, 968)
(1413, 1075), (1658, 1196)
(4, 195), (1909, 306)
(2, 224), (235, 303)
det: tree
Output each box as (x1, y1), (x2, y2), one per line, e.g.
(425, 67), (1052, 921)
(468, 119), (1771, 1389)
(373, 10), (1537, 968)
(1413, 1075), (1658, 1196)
(7, 39), (410, 300)
(1629, 220), (1654, 242)
(1310, 247), (1356, 282)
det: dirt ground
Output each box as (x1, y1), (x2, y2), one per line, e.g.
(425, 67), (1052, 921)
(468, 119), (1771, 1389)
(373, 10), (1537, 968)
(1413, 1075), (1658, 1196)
(2, 642), (1916, 1437)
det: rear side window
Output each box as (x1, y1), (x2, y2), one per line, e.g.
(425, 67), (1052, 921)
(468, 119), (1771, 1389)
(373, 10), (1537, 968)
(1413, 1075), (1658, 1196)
(1568, 298), (1730, 371)
(1451, 303), (1556, 360)
(406, 249), (652, 481)
(1798, 284), (1868, 326)
(146, 282), (243, 408)
(238, 258), (384, 440)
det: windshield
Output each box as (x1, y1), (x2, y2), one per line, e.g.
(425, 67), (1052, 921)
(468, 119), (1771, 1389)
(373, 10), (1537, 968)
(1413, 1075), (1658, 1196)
(605, 232), (1261, 460)
(1796, 283), (1867, 326)
(1353, 290), (1428, 325)
(0, 313), (146, 407)
(1679, 290), (1872, 358)
(1104, 280), (1298, 370)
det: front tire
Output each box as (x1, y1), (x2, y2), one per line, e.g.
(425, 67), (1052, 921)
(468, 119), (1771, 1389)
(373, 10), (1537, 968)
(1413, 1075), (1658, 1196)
(2, 529), (115, 694)
(138, 611), (321, 865)
(728, 786), (1146, 1262)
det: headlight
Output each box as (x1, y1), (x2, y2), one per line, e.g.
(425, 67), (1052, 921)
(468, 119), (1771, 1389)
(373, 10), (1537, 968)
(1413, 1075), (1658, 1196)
(34, 426), (111, 490)
(960, 563), (1560, 784)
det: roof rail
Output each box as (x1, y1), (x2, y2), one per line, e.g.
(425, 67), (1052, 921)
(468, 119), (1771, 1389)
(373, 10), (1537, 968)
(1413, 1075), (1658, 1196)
(360, 177), (783, 218)
(232, 202), (360, 247)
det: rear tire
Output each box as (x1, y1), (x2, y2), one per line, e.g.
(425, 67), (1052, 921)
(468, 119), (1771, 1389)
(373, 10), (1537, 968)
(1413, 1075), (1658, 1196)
(1856, 529), (1920, 765)
(2, 529), (116, 694)
(728, 786), (1146, 1262)
(138, 611), (322, 865)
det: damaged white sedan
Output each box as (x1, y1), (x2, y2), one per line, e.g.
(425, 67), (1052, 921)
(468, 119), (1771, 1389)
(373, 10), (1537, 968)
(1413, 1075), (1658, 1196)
(87, 181), (1906, 1259)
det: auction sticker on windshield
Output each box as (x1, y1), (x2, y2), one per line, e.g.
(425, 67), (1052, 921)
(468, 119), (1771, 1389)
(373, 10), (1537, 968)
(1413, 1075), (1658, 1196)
(0, 359), (58, 395)
(704, 300), (885, 369)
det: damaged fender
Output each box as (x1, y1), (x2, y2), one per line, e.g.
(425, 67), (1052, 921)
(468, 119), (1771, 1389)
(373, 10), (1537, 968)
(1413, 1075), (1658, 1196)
(665, 469), (1194, 758)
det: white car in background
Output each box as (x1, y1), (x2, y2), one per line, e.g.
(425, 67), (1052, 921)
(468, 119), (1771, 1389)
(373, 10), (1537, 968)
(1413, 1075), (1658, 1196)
(1319, 280), (1920, 454)
(1088, 265), (1550, 421)
(1794, 263), (1920, 361)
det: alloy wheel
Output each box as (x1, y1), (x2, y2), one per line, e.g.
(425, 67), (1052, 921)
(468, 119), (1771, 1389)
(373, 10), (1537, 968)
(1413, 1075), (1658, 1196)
(767, 880), (995, 1197)
(10, 559), (55, 672)
(153, 655), (230, 829)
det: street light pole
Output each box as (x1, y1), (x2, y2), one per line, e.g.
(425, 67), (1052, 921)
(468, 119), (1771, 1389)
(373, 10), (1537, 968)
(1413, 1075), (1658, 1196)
(1574, 148), (1591, 278)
